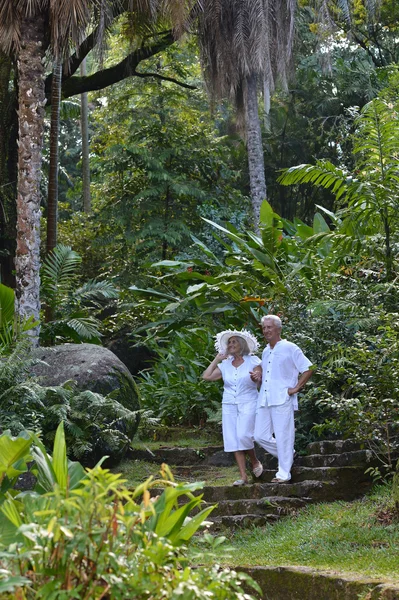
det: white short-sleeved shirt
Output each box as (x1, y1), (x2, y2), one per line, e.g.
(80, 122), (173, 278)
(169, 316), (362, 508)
(218, 354), (261, 405)
(258, 339), (312, 409)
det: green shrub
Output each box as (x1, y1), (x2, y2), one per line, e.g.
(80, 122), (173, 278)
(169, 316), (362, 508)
(138, 328), (222, 426)
(0, 424), (260, 599)
(0, 348), (140, 466)
(312, 319), (399, 472)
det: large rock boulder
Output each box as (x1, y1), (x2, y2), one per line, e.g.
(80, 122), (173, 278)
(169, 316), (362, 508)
(106, 331), (156, 376)
(32, 343), (132, 395)
(31, 343), (141, 466)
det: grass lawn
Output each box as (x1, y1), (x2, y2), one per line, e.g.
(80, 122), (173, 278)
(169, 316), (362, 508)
(116, 458), (239, 487)
(200, 484), (399, 583)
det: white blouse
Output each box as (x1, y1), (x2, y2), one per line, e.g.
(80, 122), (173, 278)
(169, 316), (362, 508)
(218, 354), (261, 405)
(258, 339), (312, 409)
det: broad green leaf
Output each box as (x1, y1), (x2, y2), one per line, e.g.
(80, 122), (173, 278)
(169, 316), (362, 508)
(0, 284), (14, 329)
(52, 423), (68, 490)
(168, 505), (215, 545)
(259, 200), (274, 228)
(0, 432), (33, 477)
(313, 213), (330, 234)
(0, 576), (31, 592)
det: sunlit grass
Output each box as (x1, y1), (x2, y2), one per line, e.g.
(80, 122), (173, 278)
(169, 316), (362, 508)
(197, 485), (399, 582)
(116, 458), (240, 487)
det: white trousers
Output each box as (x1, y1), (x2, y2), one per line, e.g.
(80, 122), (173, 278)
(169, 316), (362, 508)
(222, 402), (256, 452)
(254, 399), (295, 481)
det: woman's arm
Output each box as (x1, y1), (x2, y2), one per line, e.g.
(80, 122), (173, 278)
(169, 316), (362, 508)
(202, 353), (226, 381)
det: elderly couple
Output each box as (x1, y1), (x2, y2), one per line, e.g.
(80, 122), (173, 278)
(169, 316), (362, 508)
(202, 315), (313, 486)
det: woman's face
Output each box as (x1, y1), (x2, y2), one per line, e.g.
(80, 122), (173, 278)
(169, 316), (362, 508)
(227, 336), (242, 356)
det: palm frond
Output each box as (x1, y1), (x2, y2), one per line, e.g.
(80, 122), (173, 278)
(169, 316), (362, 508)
(41, 244), (81, 306)
(73, 281), (119, 306)
(65, 317), (103, 341)
(197, 0), (296, 107)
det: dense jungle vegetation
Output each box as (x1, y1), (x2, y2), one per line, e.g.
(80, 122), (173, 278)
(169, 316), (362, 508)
(1, 0), (399, 597)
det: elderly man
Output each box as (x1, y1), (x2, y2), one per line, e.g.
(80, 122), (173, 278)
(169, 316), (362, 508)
(250, 315), (313, 483)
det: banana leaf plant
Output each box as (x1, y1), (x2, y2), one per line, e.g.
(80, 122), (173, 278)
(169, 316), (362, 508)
(129, 199), (333, 338)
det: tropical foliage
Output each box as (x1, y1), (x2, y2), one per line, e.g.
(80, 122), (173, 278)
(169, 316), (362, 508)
(0, 345), (140, 465)
(0, 424), (259, 599)
(40, 244), (119, 345)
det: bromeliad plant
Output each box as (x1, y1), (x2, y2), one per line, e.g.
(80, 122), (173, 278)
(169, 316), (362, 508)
(0, 423), (260, 599)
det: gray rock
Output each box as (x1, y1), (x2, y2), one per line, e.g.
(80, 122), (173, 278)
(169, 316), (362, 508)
(31, 343), (140, 466)
(31, 343), (132, 396)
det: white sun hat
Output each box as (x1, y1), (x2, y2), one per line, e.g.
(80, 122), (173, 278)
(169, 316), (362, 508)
(215, 329), (260, 355)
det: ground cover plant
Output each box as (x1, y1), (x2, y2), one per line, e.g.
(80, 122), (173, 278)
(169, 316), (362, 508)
(197, 484), (399, 583)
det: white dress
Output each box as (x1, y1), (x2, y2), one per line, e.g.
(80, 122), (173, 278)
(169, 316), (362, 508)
(218, 354), (261, 452)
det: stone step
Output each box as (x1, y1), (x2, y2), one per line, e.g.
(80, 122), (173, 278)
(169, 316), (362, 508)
(130, 445), (377, 470)
(262, 465), (372, 486)
(295, 449), (375, 468)
(305, 439), (363, 454)
(157, 462), (373, 490)
(209, 513), (280, 530)
(206, 495), (308, 517)
(196, 480), (335, 503)
(129, 445), (225, 465)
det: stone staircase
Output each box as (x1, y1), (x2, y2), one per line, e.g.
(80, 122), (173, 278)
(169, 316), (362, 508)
(131, 438), (382, 530)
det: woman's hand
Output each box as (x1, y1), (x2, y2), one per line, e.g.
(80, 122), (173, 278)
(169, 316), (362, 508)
(250, 370), (262, 383)
(202, 353), (226, 381)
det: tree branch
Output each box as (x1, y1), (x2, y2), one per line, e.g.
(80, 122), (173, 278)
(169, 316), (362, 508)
(132, 70), (196, 89)
(45, 32), (179, 101)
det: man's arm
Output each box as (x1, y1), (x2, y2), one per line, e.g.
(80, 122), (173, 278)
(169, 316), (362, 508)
(288, 369), (313, 396)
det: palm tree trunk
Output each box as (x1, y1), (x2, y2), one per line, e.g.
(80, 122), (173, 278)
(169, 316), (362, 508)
(245, 73), (267, 231)
(0, 51), (16, 287)
(80, 58), (91, 213)
(46, 58), (62, 254)
(15, 14), (47, 342)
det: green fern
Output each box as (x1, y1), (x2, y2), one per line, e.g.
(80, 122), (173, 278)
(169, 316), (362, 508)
(40, 245), (119, 345)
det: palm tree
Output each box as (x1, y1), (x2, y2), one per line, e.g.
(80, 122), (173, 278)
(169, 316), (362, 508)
(196, 0), (297, 228)
(0, 0), (114, 342)
(0, 0), (196, 342)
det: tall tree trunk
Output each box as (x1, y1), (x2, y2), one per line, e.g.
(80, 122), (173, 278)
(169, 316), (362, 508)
(15, 14), (46, 343)
(245, 73), (267, 232)
(46, 58), (62, 254)
(0, 52), (17, 287)
(80, 58), (91, 213)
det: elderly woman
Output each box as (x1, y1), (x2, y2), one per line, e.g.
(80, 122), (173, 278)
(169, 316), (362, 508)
(202, 329), (263, 486)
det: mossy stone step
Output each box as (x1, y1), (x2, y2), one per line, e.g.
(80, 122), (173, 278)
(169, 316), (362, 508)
(206, 495), (308, 517)
(306, 439), (363, 454)
(195, 480), (335, 502)
(209, 512), (280, 530)
(129, 445), (224, 464)
(295, 449), (375, 468)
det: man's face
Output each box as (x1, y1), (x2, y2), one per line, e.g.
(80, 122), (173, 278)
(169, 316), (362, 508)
(262, 319), (281, 344)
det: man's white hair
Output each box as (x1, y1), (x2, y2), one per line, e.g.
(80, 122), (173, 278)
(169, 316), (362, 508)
(261, 314), (282, 329)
